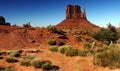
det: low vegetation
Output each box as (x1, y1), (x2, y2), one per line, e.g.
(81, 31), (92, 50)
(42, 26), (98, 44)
(46, 25), (58, 33)
(58, 45), (73, 54)
(19, 55), (59, 70)
(5, 57), (18, 63)
(48, 40), (56, 45)
(10, 51), (21, 57)
(49, 46), (58, 52)
(41, 62), (53, 70)
(93, 43), (120, 68)
(84, 42), (91, 49)
(30, 59), (45, 68)
(48, 39), (64, 46)
(78, 49), (88, 56)
(4, 68), (14, 71)
(93, 24), (119, 45)
(65, 49), (78, 57)
(19, 55), (35, 66)
(49, 44), (95, 57)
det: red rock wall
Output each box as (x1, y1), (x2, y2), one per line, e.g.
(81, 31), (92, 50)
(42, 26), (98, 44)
(66, 5), (86, 19)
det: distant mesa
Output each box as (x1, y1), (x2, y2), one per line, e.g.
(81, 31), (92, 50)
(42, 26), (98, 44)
(56, 4), (98, 29)
(0, 16), (5, 25)
(0, 16), (11, 26)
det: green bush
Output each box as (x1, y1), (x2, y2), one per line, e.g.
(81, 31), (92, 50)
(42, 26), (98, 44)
(22, 55), (35, 60)
(5, 57), (18, 63)
(48, 40), (56, 45)
(65, 49), (78, 57)
(19, 55), (35, 66)
(92, 24), (119, 45)
(96, 47), (107, 53)
(10, 51), (20, 57)
(103, 40), (110, 45)
(30, 59), (45, 68)
(41, 62), (53, 70)
(78, 49), (88, 56)
(46, 25), (58, 33)
(93, 51), (108, 67)
(49, 46), (58, 52)
(93, 46), (120, 68)
(84, 42), (91, 49)
(23, 24), (27, 27)
(58, 45), (73, 54)
(30, 59), (59, 70)
(19, 59), (31, 66)
(5, 68), (14, 71)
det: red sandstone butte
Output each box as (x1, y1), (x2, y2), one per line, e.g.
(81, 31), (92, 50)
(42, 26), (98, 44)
(56, 4), (98, 29)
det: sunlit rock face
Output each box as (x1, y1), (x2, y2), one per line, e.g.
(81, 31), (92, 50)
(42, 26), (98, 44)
(66, 5), (86, 20)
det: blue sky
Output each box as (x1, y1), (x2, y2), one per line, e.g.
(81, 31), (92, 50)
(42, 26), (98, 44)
(0, 0), (120, 27)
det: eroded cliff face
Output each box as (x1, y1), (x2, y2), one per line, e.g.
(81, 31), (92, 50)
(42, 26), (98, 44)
(66, 5), (86, 19)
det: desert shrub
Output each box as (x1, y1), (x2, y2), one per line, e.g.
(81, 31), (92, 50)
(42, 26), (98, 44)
(96, 47), (107, 53)
(93, 51), (108, 67)
(41, 62), (53, 70)
(93, 24), (119, 45)
(24, 55), (35, 60)
(49, 46), (58, 52)
(58, 45), (73, 54)
(78, 49), (88, 56)
(46, 25), (58, 33)
(5, 68), (14, 71)
(74, 35), (82, 41)
(19, 55), (35, 66)
(30, 59), (45, 68)
(23, 24), (28, 28)
(82, 36), (95, 43)
(19, 59), (31, 66)
(84, 42), (91, 49)
(10, 51), (20, 57)
(5, 57), (18, 63)
(103, 40), (110, 45)
(48, 40), (56, 45)
(65, 49), (78, 57)
(93, 46), (120, 68)
(23, 23), (31, 28)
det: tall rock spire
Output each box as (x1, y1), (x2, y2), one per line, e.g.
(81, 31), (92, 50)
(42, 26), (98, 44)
(83, 7), (87, 19)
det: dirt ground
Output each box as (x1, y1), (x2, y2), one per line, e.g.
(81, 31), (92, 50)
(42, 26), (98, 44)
(0, 46), (120, 71)
(0, 26), (120, 71)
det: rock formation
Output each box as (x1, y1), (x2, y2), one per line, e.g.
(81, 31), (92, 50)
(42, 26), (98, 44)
(56, 5), (98, 29)
(0, 16), (5, 25)
(0, 16), (11, 26)
(66, 5), (86, 19)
